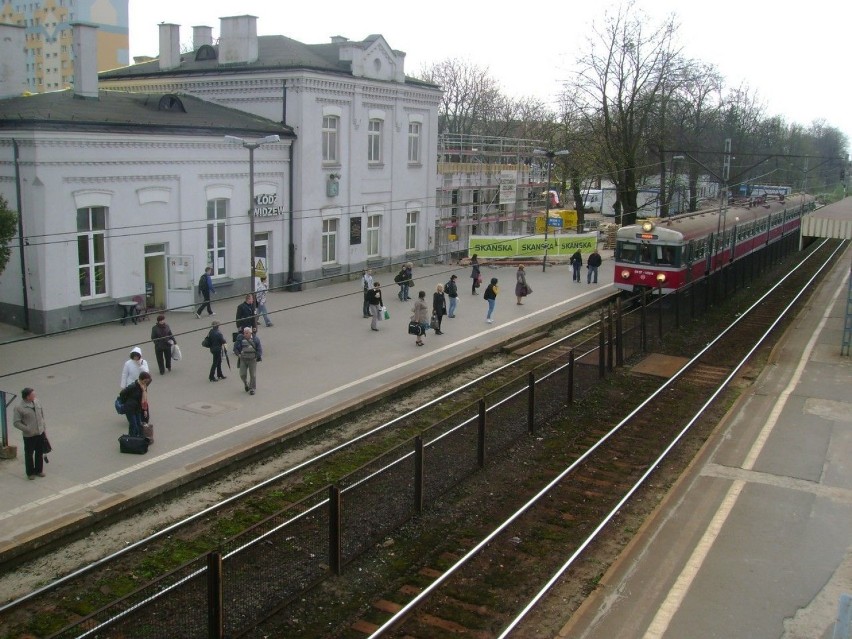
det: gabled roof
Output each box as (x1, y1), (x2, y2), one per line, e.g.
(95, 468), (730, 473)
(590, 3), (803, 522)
(99, 34), (438, 90)
(0, 89), (296, 138)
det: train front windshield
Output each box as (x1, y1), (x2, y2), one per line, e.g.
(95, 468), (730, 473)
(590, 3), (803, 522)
(617, 242), (679, 266)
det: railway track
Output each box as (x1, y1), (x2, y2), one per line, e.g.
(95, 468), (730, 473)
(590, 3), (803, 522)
(298, 239), (842, 639)
(0, 238), (840, 639)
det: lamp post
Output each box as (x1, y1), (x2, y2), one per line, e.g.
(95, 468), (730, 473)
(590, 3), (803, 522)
(225, 134), (280, 330)
(533, 149), (569, 272)
(670, 140), (731, 271)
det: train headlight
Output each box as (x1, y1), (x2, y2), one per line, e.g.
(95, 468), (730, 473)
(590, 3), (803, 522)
(621, 269), (631, 279)
(641, 221), (655, 233)
(656, 273), (666, 284)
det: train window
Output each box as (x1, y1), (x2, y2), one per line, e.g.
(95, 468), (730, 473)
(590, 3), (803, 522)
(655, 246), (677, 265)
(618, 242), (639, 263)
(639, 244), (652, 264)
(693, 239), (706, 260)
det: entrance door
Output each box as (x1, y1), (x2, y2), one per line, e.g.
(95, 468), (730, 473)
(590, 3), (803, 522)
(166, 254), (194, 312)
(254, 232), (270, 280)
(144, 244), (167, 310)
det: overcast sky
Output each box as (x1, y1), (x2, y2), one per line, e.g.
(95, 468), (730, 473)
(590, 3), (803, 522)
(128, 0), (851, 154)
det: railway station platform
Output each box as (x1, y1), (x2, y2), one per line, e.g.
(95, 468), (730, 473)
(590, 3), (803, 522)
(559, 242), (852, 639)
(0, 253), (615, 588)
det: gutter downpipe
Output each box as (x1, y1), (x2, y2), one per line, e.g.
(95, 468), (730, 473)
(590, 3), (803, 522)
(12, 139), (30, 331)
(282, 80), (297, 288)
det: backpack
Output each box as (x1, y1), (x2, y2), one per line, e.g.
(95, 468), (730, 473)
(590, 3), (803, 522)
(394, 270), (405, 284)
(238, 336), (257, 361)
(198, 274), (206, 292)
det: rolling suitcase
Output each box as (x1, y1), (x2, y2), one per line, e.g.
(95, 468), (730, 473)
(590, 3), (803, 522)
(119, 434), (149, 455)
(142, 422), (154, 444)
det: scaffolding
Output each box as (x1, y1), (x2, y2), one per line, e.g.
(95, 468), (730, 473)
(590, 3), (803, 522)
(435, 134), (550, 263)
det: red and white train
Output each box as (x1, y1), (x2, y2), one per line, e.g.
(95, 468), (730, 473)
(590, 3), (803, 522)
(613, 195), (815, 294)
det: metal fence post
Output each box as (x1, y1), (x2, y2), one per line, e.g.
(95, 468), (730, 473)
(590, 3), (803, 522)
(414, 436), (424, 514)
(567, 349), (575, 404)
(207, 552), (223, 639)
(527, 372), (535, 435)
(599, 308), (606, 378)
(328, 485), (342, 575)
(607, 304), (614, 372)
(477, 399), (486, 468)
(615, 299), (624, 367)
(640, 289), (647, 353)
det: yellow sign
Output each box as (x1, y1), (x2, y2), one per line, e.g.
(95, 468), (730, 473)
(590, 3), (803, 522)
(534, 209), (579, 234)
(253, 259), (267, 278)
(469, 233), (598, 259)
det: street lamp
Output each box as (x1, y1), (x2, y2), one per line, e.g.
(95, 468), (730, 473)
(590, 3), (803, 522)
(670, 140), (731, 271)
(225, 134), (280, 330)
(533, 149), (570, 272)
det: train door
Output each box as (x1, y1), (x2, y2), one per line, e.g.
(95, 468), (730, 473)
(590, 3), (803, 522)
(705, 234), (715, 274)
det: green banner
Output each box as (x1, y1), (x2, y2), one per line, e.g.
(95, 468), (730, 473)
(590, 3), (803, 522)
(469, 233), (598, 259)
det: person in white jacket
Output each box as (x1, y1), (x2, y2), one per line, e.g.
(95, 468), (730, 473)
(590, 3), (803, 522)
(120, 346), (150, 388)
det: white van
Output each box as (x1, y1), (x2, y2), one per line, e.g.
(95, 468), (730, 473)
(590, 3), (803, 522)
(583, 189), (603, 213)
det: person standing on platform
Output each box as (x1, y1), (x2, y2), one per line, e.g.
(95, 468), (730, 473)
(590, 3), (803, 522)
(234, 326), (262, 395)
(445, 274), (459, 318)
(515, 265), (529, 305)
(570, 250), (583, 283)
(120, 347), (149, 388)
(587, 248), (602, 284)
(118, 372), (152, 438)
(411, 290), (429, 346)
(195, 266), (216, 318)
(484, 277), (499, 323)
(396, 262), (414, 301)
(13, 387), (47, 479)
(206, 321), (228, 382)
(470, 254), (481, 295)
(255, 276), (273, 327)
(235, 294), (256, 338)
(362, 269), (374, 318)
(366, 281), (384, 331)
(150, 315), (176, 375)
(432, 284), (447, 335)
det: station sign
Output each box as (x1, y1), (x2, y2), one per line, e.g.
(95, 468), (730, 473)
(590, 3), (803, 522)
(254, 193), (285, 217)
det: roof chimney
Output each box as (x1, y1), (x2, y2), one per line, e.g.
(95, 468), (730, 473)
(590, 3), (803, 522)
(193, 25), (213, 49)
(0, 23), (28, 99)
(72, 22), (99, 99)
(330, 36), (349, 44)
(158, 23), (181, 70)
(219, 15), (258, 65)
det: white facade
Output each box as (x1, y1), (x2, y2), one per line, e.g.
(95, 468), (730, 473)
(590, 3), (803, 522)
(98, 19), (441, 286)
(0, 128), (291, 333)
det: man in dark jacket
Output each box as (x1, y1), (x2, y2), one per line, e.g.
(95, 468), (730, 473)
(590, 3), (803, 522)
(587, 248), (603, 284)
(195, 266), (216, 318)
(235, 294), (256, 335)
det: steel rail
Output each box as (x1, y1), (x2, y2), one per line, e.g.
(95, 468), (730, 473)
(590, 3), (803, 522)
(367, 238), (837, 638)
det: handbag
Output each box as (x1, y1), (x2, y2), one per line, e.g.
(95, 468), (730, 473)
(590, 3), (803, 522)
(524, 284), (533, 295)
(430, 312), (439, 330)
(41, 432), (52, 454)
(407, 321), (423, 336)
(201, 335), (211, 348)
(171, 343), (182, 361)
(114, 396), (126, 415)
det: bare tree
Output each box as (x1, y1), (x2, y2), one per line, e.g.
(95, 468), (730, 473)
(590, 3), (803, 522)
(418, 59), (502, 135)
(564, 2), (680, 225)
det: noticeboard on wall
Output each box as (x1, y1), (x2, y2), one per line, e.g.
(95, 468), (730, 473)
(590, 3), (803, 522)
(350, 216), (362, 245)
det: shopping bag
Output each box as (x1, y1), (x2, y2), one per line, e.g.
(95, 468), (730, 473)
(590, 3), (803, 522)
(383, 307), (390, 320)
(171, 344), (182, 361)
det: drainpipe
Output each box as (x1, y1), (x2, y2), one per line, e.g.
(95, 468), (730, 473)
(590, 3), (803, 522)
(287, 141), (296, 287)
(12, 139), (30, 331)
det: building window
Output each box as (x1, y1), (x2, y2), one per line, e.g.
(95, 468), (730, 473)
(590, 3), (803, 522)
(206, 198), (228, 275)
(77, 206), (106, 299)
(408, 122), (421, 163)
(368, 119), (382, 164)
(322, 115), (339, 163)
(322, 218), (338, 264)
(405, 210), (418, 251)
(367, 214), (381, 257)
